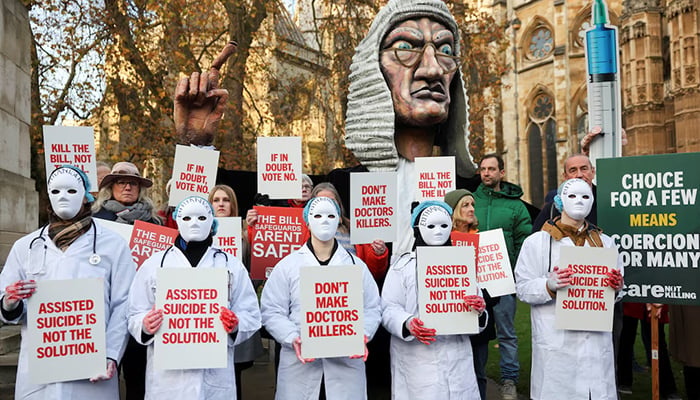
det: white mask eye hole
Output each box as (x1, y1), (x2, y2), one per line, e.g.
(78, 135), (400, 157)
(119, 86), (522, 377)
(582, 195), (590, 199)
(51, 189), (60, 194)
(441, 224), (449, 228)
(313, 214), (322, 219)
(68, 189), (78, 194)
(198, 216), (207, 221)
(427, 224), (435, 229)
(182, 216), (191, 221)
(328, 214), (336, 219)
(568, 194), (577, 199)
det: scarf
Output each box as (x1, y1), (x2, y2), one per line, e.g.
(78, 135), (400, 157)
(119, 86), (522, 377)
(103, 199), (156, 224)
(542, 217), (603, 247)
(175, 235), (213, 267)
(48, 204), (93, 251)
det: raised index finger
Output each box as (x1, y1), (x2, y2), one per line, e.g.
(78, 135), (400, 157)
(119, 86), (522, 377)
(209, 41), (239, 90)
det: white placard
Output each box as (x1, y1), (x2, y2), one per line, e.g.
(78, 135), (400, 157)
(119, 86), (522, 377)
(94, 218), (133, 243)
(476, 229), (516, 297)
(417, 246), (479, 335)
(555, 246), (619, 332)
(169, 145), (220, 206)
(299, 266), (364, 359)
(213, 217), (243, 261)
(43, 126), (98, 190)
(256, 136), (302, 199)
(154, 268), (228, 370)
(415, 156), (455, 201)
(350, 172), (398, 244)
(27, 279), (106, 384)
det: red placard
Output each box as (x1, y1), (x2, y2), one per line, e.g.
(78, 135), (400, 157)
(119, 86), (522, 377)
(451, 230), (480, 275)
(129, 220), (179, 268)
(250, 206), (307, 279)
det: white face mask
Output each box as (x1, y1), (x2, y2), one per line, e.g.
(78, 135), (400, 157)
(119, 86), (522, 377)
(418, 206), (452, 246)
(48, 169), (86, 220)
(176, 198), (214, 242)
(307, 198), (339, 242)
(561, 179), (594, 221)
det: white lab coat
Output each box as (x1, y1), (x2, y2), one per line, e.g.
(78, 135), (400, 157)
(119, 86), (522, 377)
(381, 252), (485, 400)
(515, 231), (623, 400)
(260, 242), (381, 400)
(0, 223), (134, 400)
(127, 245), (261, 400)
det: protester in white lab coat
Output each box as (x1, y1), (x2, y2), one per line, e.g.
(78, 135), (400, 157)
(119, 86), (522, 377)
(127, 196), (261, 400)
(515, 178), (624, 400)
(382, 200), (486, 400)
(261, 196), (382, 400)
(0, 165), (134, 399)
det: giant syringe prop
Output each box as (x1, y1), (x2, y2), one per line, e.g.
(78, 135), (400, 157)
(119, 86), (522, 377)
(585, 0), (622, 168)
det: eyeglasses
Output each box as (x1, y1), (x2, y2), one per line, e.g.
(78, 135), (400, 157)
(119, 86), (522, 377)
(381, 42), (461, 74)
(302, 184), (313, 190)
(115, 180), (139, 188)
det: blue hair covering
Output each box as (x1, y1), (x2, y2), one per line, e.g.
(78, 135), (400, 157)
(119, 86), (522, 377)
(174, 196), (219, 236)
(48, 165), (95, 202)
(411, 200), (453, 226)
(553, 178), (589, 212)
(303, 197), (341, 224)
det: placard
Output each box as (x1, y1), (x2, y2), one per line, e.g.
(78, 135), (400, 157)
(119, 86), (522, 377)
(213, 217), (243, 260)
(474, 229), (516, 297)
(43, 126), (97, 189)
(555, 246), (619, 331)
(26, 279), (106, 384)
(299, 266), (364, 359)
(598, 153), (700, 304)
(154, 268), (228, 370)
(257, 136), (302, 199)
(94, 218), (133, 243)
(417, 246), (479, 335)
(350, 172), (397, 244)
(451, 230), (479, 278)
(250, 206), (307, 279)
(415, 156), (455, 201)
(129, 221), (178, 268)
(169, 145), (220, 206)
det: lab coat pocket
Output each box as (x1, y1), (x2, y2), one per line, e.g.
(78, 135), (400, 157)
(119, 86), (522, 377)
(399, 344), (440, 391)
(203, 367), (234, 389)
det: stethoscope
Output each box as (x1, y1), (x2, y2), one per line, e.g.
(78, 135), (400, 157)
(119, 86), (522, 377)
(28, 221), (101, 274)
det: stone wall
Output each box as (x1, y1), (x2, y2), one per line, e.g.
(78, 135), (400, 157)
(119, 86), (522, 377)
(0, 0), (37, 265)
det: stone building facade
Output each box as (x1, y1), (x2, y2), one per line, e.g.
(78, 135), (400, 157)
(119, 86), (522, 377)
(0, 0), (36, 264)
(478, 0), (700, 206)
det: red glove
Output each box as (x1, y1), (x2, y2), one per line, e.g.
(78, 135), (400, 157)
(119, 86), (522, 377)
(349, 335), (369, 362)
(293, 337), (316, 364)
(142, 306), (163, 335)
(547, 266), (573, 292)
(90, 359), (117, 383)
(407, 318), (436, 345)
(605, 268), (623, 291)
(464, 295), (486, 315)
(220, 308), (239, 333)
(2, 280), (36, 311)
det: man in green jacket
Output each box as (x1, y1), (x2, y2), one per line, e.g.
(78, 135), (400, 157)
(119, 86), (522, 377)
(473, 153), (532, 400)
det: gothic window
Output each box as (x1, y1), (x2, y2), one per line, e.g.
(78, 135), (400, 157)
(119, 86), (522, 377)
(527, 90), (557, 207)
(576, 20), (591, 48)
(528, 124), (544, 206)
(528, 27), (554, 60)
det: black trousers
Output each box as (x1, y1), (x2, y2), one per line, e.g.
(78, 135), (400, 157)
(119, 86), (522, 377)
(120, 336), (147, 400)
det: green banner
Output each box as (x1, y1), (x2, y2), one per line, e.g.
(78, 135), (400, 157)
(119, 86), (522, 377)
(597, 152), (700, 305)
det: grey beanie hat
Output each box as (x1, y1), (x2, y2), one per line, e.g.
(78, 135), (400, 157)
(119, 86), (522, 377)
(345, 0), (477, 178)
